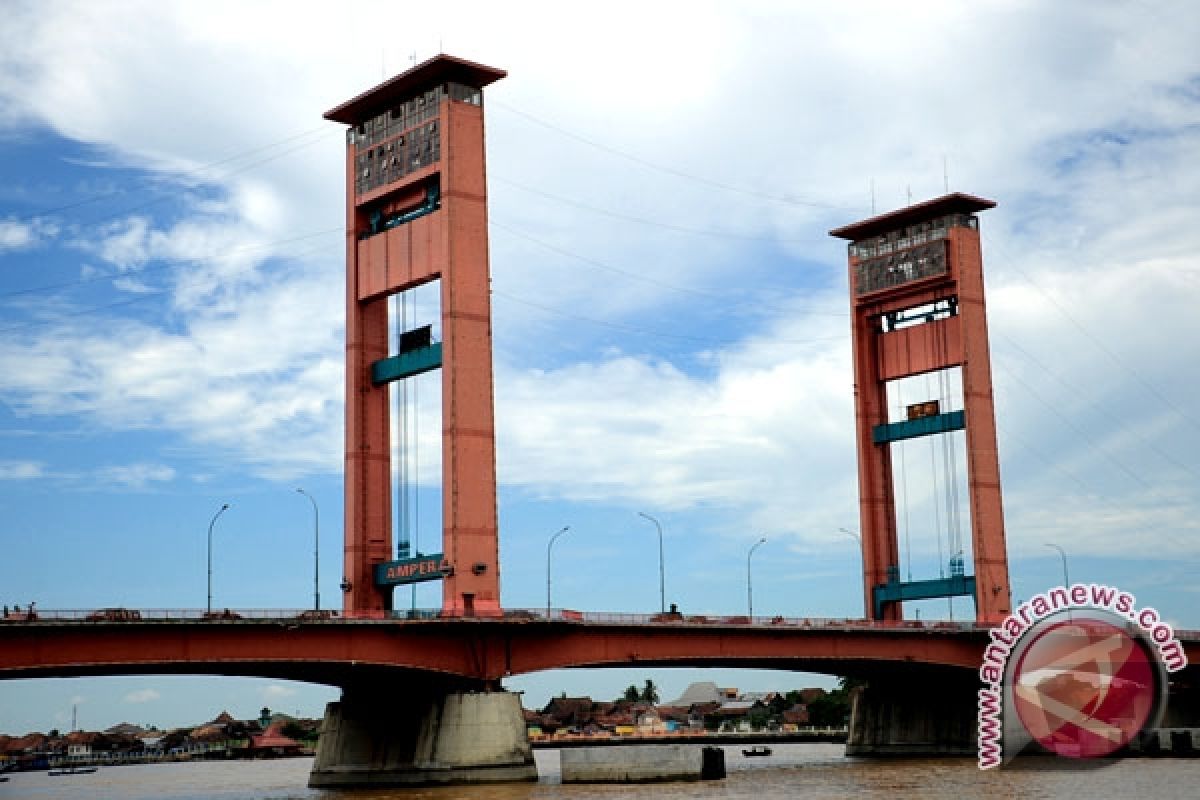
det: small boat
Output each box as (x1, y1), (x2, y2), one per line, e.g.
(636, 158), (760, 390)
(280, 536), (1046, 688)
(48, 766), (98, 775)
(742, 745), (772, 757)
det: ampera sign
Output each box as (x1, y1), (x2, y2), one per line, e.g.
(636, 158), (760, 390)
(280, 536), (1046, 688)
(373, 553), (452, 587)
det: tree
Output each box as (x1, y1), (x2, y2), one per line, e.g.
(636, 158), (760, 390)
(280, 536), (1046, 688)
(282, 721), (311, 741)
(639, 679), (659, 704)
(623, 685), (640, 703)
(838, 675), (865, 692)
(807, 682), (856, 727)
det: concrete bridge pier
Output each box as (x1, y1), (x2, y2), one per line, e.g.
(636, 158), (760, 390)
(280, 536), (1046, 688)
(309, 675), (537, 788)
(847, 668), (977, 756)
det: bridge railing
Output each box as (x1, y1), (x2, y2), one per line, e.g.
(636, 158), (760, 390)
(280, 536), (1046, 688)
(1, 607), (991, 631)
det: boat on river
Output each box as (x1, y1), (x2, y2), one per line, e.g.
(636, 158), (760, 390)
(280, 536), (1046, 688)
(48, 766), (98, 775)
(742, 745), (772, 757)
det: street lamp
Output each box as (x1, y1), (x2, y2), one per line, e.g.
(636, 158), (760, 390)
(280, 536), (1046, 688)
(1046, 543), (1071, 621)
(637, 512), (666, 614)
(747, 537), (767, 619)
(545, 526), (571, 618)
(839, 527), (865, 618)
(206, 503), (230, 615)
(1045, 543), (1070, 588)
(297, 489), (319, 611)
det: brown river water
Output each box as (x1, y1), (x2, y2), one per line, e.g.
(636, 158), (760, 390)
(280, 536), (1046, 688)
(2, 745), (1199, 799)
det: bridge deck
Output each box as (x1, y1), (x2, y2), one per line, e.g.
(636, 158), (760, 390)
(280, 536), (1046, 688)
(3, 610), (1193, 686)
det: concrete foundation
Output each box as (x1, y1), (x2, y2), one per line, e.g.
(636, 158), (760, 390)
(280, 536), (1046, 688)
(560, 744), (725, 783)
(1128, 728), (1200, 756)
(309, 686), (536, 787)
(846, 672), (977, 756)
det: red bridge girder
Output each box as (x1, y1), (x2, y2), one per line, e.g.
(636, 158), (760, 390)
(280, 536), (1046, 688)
(1, 618), (995, 685)
(5, 618), (1195, 687)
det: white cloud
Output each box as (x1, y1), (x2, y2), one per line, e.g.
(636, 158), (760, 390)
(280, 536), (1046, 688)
(0, 460), (43, 480)
(262, 684), (296, 699)
(0, 218), (35, 250)
(124, 688), (161, 704)
(0, 1), (1196, 562)
(111, 276), (156, 294)
(0, 216), (57, 252)
(95, 216), (151, 270)
(96, 463), (176, 490)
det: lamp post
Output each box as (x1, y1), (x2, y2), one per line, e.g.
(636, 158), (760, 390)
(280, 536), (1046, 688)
(1046, 543), (1071, 621)
(297, 488), (319, 611)
(638, 512), (666, 614)
(747, 537), (767, 619)
(839, 527), (865, 617)
(206, 503), (230, 615)
(1045, 543), (1070, 588)
(545, 526), (571, 618)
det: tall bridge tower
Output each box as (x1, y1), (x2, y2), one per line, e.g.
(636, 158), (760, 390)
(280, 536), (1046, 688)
(324, 56), (506, 617)
(830, 193), (1011, 623)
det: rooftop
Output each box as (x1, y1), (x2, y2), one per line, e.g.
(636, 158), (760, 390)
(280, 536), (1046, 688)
(828, 192), (996, 241)
(324, 54), (506, 124)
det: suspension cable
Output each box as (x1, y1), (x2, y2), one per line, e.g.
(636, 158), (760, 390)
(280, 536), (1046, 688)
(396, 292), (409, 559)
(896, 381), (913, 582)
(925, 373), (945, 577)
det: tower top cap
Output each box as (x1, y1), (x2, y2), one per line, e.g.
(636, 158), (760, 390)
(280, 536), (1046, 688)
(324, 54), (506, 124)
(829, 192), (996, 241)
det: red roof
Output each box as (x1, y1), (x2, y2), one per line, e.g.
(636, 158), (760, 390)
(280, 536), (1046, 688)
(324, 54), (506, 124)
(248, 722), (299, 750)
(249, 733), (300, 749)
(829, 192), (996, 241)
(4, 733), (47, 753)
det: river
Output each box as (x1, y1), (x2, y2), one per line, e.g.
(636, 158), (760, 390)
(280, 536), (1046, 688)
(3, 745), (1199, 799)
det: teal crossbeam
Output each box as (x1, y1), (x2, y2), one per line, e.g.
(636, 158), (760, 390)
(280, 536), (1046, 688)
(873, 573), (976, 619)
(872, 410), (965, 444)
(371, 343), (442, 385)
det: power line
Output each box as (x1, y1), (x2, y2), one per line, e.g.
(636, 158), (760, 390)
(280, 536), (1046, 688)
(66, 129), (335, 230)
(491, 287), (845, 347)
(988, 239), (1200, 441)
(0, 227), (339, 301)
(0, 291), (167, 335)
(995, 331), (1198, 482)
(14, 125), (332, 224)
(993, 356), (1161, 491)
(0, 237), (340, 336)
(492, 175), (814, 243)
(493, 101), (865, 213)
(994, 412), (1194, 555)
(490, 218), (846, 317)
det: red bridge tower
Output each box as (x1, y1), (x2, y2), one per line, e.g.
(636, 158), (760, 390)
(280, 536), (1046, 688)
(325, 56), (506, 617)
(831, 194), (1012, 623)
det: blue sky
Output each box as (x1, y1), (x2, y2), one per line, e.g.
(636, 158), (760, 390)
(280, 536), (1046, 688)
(2, 1), (1200, 734)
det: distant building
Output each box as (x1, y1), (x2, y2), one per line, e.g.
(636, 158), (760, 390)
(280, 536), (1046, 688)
(739, 691), (780, 705)
(65, 731), (98, 760)
(104, 722), (147, 738)
(246, 722), (302, 757)
(669, 681), (738, 707)
(781, 704), (810, 727)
